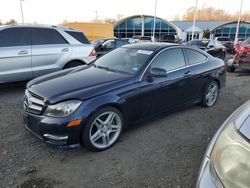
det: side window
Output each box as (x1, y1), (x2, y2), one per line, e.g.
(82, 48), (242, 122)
(215, 40), (222, 48)
(65, 31), (90, 44)
(151, 48), (186, 71)
(32, 28), (68, 45)
(185, 49), (207, 65)
(102, 40), (115, 49)
(116, 40), (127, 47)
(208, 40), (215, 48)
(0, 28), (30, 47)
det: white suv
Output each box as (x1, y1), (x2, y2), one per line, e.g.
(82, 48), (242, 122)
(0, 24), (96, 83)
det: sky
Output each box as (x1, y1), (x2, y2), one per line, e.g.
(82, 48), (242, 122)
(0, 0), (249, 24)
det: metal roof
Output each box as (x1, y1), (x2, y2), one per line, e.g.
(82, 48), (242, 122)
(171, 21), (230, 31)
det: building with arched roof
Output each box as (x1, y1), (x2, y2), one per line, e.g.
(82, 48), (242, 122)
(113, 15), (250, 42)
(210, 21), (250, 41)
(113, 15), (180, 42)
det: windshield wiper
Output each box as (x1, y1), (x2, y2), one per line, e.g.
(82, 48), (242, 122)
(95, 65), (132, 75)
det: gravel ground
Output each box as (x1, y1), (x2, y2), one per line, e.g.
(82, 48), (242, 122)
(1, 61), (250, 188)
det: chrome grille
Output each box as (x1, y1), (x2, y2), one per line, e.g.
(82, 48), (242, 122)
(23, 90), (45, 115)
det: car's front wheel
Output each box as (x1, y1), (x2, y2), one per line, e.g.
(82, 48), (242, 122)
(201, 81), (219, 107)
(82, 107), (124, 151)
(227, 66), (235, 72)
(220, 52), (225, 60)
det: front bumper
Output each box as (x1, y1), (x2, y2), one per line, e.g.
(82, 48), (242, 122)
(22, 111), (84, 148)
(227, 54), (250, 69)
(196, 158), (223, 188)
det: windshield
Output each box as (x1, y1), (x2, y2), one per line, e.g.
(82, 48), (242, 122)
(242, 38), (250, 46)
(91, 39), (104, 47)
(94, 47), (153, 75)
(217, 37), (231, 42)
(187, 40), (209, 47)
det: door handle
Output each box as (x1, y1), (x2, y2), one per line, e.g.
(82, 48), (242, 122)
(61, 48), (69, 52)
(18, 50), (28, 55)
(183, 71), (192, 77)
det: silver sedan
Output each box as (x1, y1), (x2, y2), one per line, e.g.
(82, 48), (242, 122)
(196, 100), (250, 188)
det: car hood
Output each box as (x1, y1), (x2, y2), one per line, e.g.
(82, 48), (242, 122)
(27, 65), (134, 104)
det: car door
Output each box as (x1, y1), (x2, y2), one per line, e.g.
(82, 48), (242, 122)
(31, 28), (72, 77)
(184, 48), (209, 99)
(137, 48), (193, 116)
(0, 27), (32, 83)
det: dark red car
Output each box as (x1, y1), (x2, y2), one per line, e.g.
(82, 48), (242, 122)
(227, 37), (250, 72)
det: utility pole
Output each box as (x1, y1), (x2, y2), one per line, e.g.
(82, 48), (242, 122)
(234, 0), (244, 45)
(191, 0), (198, 40)
(95, 11), (98, 21)
(152, 0), (158, 42)
(20, 0), (24, 24)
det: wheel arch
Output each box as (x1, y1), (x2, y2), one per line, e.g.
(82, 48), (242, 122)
(63, 59), (86, 69)
(80, 95), (128, 132)
(89, 102), (128, 125)
(79, 101), (128, 146)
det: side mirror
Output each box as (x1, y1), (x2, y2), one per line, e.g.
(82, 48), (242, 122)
(208, 45), (214, 49)
(149, 67), (167, 77)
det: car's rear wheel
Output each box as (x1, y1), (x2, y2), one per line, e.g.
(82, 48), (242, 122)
(82, 107), (124, 151)
(201, 81), (219, 107)
(227, 66), (235, 72)
(63, 61), (84, 69)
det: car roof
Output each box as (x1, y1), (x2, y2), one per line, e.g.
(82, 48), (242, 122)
(92, 38), (128, 41)
(123, 42), (179, 51)
(191, 39), (211, 42)
(0, 24), (82, 32)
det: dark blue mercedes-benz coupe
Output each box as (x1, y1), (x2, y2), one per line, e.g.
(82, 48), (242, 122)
(22, 43), (226, 151)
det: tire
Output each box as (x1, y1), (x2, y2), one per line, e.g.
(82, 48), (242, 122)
(227, 66), (235, 72)
(63, 61), (83, 69)
(220, 52), (225, 60)
(82, 107), (124, 152)
(201, 81), (219, 107)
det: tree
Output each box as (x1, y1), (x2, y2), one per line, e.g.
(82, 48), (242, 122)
(90, 14), (125, 24)
(5, 19), (17, 25)
(203, 29), (210, 39)
(177, 6), (250, 21)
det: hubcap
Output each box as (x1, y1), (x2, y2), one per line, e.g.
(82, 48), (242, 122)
(206, 83), (219, 106)
(89, 111), (122, 149)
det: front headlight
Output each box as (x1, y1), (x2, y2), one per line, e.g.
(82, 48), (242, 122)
(44, 100), (82, 117)
(211, 121), (250, 188)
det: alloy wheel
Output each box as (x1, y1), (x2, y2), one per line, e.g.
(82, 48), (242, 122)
(206, 83), (219, 107)
(89, 111), (122, 149)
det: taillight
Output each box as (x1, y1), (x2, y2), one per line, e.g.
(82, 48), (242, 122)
(89, 48), (96, 57)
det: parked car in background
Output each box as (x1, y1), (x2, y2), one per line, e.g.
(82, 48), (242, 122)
(160, 34), (182, 44)
(187, 39), (226, 60)
(227, 37), (250, 72)
(215, 37), (233, 53)
(0, 24), (96, 84)
(196, 100), (250, 188)
(22, 43), (226, 151)
(236, 38), (246, 43)
(91, 38), (129, 57)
